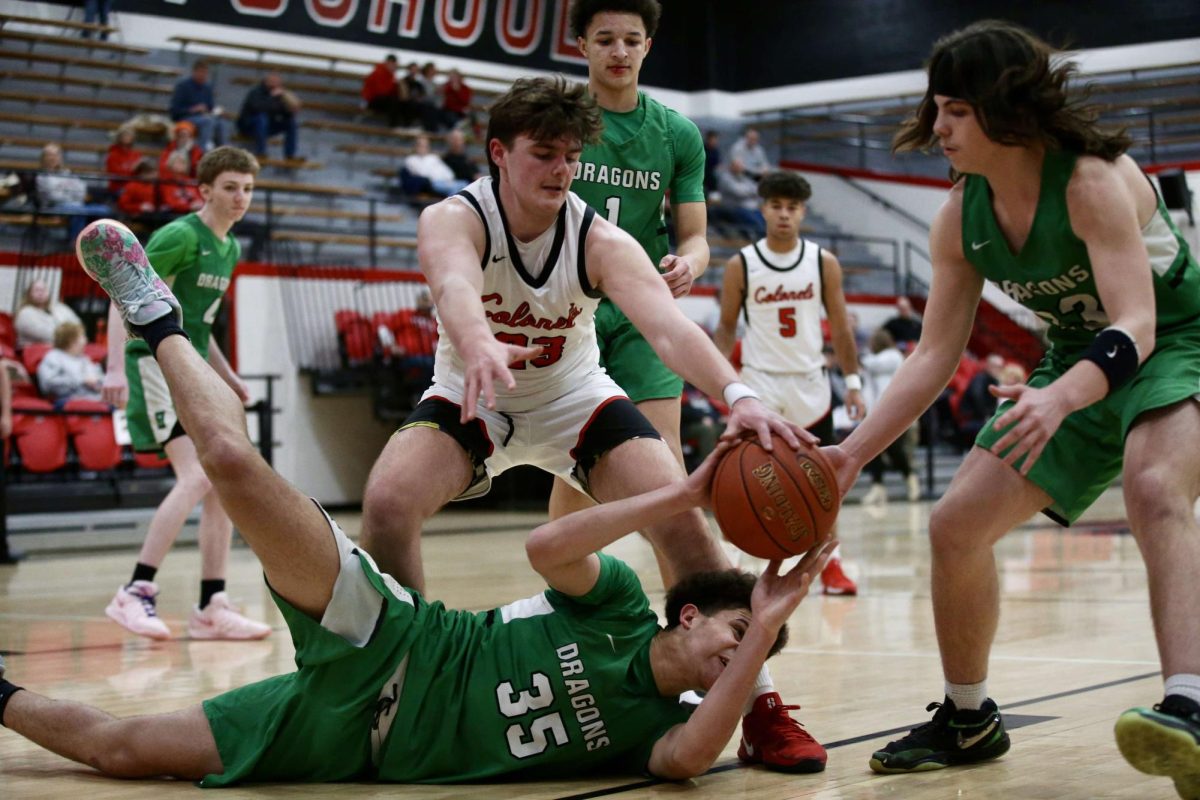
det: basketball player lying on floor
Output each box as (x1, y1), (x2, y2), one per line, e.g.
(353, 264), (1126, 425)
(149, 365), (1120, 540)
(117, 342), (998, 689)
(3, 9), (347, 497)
(0, 219), (834, 786)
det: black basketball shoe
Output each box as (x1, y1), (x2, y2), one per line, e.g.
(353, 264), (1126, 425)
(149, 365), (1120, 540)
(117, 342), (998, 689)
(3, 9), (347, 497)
(869, 697), (1010, 773)
(1116, 694), (1200, 800)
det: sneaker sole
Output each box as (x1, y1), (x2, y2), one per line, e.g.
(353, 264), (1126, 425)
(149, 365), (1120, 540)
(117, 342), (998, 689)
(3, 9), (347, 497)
(187, 626), (272, 641)
(105, 604), (171, 640)
(738, 751), (826, 774)
(1115, 710), (1200, 799)
(822, 587), (857, 596)
(868, 734), (1011, 774)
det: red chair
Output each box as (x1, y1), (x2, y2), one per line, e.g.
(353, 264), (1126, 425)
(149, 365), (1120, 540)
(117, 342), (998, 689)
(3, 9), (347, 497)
(133, 449), (171, 470)
(334, 309), (367, 332)
(340, 318), (377, 364)
(0, 312), (15, 351)
(11, 396), (68, 473)
(84, 342), (107, 364)
(63, 398), (122, 471)
(21, 343), (53, 376)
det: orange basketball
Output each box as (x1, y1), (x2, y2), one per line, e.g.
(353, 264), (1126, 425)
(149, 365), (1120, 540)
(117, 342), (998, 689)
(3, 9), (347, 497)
(711, 435), (840, 559)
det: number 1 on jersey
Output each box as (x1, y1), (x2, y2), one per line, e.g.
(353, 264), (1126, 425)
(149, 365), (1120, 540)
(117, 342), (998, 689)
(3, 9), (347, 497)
(604, 196), (621, 225)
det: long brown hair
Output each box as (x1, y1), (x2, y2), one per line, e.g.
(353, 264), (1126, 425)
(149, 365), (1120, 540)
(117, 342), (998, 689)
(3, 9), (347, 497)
(893, 20), (1131, 161)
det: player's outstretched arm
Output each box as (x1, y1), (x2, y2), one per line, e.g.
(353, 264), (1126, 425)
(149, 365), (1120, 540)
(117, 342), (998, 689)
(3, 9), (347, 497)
(713, 253), (745, 360)
(526, 442), (734, 597)
(820, 250), (867, 420)
(417, 200), (539, 421)
(646, 542), (834, 780)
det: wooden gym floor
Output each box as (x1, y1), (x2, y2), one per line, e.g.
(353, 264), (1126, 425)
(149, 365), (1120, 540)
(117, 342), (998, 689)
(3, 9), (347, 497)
(0, 489), (1180, 798)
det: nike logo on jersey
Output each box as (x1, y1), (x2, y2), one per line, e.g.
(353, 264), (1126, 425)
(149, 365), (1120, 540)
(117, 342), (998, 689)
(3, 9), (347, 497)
(957, 719), (998, 749)
(1107, 347), (1119, 358)
(605, 633), (616, 652)
(971, 240), (991, 251)
(491, 255), (506, 263)
(200, 249), (213, 256)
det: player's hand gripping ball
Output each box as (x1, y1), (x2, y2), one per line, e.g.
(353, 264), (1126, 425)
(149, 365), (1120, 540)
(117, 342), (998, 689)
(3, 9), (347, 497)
(711, 435), (840, 559)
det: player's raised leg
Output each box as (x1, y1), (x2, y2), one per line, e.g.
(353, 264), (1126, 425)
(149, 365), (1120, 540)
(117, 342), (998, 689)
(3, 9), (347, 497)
(76, 220), (339, 620)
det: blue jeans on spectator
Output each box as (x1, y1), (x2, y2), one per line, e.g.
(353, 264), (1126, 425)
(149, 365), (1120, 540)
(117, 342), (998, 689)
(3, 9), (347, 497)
(181, 113), (229, 150)
(238, 113), (298, 159)
(83, 0), (112, 39)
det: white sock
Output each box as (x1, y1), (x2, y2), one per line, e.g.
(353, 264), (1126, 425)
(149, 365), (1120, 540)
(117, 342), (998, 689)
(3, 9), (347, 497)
(1164, 674), (1200, 706)
(945, 679), (987, 711)
(743, 665), (775, 715)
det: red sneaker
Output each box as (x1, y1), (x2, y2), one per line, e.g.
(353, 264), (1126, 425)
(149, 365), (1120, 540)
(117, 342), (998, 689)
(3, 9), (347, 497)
(738, 692), (827, 773)
(820, 557), (858, 596)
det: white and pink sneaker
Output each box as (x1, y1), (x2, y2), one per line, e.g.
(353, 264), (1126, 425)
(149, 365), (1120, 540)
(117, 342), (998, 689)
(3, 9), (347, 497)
(106, 581), (171, 640)
(188, 592), (271, 641)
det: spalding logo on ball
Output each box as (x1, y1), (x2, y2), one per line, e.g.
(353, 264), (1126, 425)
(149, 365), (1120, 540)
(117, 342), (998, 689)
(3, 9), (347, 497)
(712, 435), (840, 559)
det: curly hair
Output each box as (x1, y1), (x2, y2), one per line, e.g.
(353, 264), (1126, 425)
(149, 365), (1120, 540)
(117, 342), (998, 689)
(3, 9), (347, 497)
(664, 569), (789, 658)
(569, 0), (661, 39)
(485, 76), (603, 181)
(893, 20), (1130, 162)
(758, 171), (812, 203)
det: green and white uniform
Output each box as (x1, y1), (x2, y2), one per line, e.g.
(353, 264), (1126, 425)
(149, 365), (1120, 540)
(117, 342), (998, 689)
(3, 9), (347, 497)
(125, 213), (238, 452)
(200, 512), (691, 786)
(572, 91), (706, 402)
(968, 149), (1200, 523)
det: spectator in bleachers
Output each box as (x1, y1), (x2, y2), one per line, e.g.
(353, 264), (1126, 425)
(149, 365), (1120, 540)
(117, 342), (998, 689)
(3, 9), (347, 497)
(400, 135), (468, 197)
(882, 295), (923, 348)
(441, 129), (482, 183)
(362, 54), (417, 130)
(859, 327), (920, 504)
(158, 121), (203, 179)
(958, 353), (1005, 443)
(703, 130), (722, 198)
(237, 72), (301, 161)
(441, 68), (473, 130)
(106, 125), (144, 195)
(35, 143), (110, 242)
(405, 62), (443, 132)
(160, 152), (203, 214)
(169, 60), (228, 150)
(116, 158), (159, 218)
(36, 321), (104, 405)
(713, 158), (764, 235)
(81, 0), (113, 40)
(15, 278), (83, 348)
(730, 127), (770, 180)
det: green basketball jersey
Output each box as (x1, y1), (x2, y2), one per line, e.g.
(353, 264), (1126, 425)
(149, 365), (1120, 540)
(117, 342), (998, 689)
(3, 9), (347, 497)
(378, 554), (691, 782)
(963, 149), (1200, 361)
(127, 213), (240, 361)
(572, 91), (706, 268)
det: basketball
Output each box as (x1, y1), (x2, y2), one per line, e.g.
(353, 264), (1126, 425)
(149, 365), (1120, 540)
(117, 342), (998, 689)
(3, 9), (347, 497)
(711, 436), (840, 559)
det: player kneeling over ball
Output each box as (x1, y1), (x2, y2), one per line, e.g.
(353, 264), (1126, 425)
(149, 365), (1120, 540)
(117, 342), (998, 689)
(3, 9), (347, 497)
(0, 220), (832, 786)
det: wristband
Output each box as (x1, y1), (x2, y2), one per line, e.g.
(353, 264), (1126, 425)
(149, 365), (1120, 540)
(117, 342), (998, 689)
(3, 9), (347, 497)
(0, 680), (24, 728)
(723, 381), (761, 407)
(844, 374), (863, 392)
(1080, 326), (1139, 393)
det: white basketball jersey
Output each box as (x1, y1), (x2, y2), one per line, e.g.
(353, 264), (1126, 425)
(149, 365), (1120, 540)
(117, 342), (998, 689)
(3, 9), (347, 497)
(432, 177), (603, 412)
(739, 238), (825, 374)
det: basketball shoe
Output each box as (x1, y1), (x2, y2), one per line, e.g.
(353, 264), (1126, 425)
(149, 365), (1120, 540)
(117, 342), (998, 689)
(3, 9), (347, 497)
(1115, 694), (1200, 800)
(75, 220), (180, 335)
(188, 593), (271, 641)
(738, 692), (827, 773)
(106, 581), (171, 640)
(869, 697), (1010, 773)
(820, 557), (857, 595)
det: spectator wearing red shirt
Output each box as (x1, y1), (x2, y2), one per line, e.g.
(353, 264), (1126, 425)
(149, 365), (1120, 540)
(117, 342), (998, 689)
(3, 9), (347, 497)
(442, 68), (473, 128)
(159, 151), (203, 213)
(362, 54), (416, 129)
(158, 121), (203, 179)
(106, 125), (143, 194)
(116, 159), (159, 218)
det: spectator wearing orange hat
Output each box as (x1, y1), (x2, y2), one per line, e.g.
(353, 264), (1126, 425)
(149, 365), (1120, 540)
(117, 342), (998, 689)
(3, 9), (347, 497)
(159, 121), (203, 179)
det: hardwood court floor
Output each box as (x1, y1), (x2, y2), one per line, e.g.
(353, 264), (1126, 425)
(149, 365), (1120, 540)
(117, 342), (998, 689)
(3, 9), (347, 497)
(0, 489), (1181, 799)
